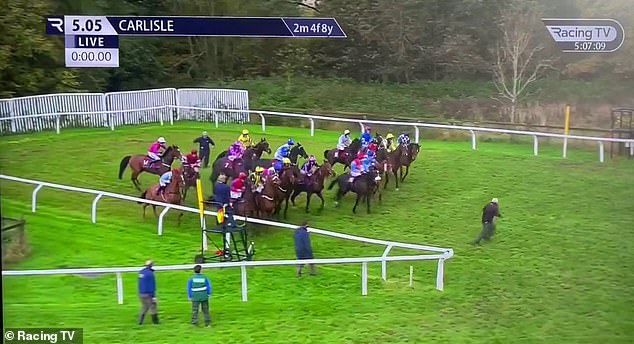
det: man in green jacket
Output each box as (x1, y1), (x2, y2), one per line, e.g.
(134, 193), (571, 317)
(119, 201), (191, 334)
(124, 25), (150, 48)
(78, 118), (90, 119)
(187, 264), (212, 327)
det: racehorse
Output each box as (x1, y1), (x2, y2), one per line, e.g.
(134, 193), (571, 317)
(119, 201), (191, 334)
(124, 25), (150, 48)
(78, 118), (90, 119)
(234, 179), (257, 218)
(324, 138), (361, 170)
(327, 168), (381, 214)
(399, 143), (420, 182)
(210, 149), (257, 185)
(138, 168), (185, 225)
(378, 144), (409, 190)
(273, 167), (297, 219)
(255, 173), (279, 218)
(214, 138), (272, 161)
(251, 144), (309, 170)
(181, 165), (199, 200)
(290, 160), (336, 213)
(119, 145), (182, 191)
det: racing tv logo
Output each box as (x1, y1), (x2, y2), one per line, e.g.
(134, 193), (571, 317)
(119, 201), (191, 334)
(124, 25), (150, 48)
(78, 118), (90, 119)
(46, 16), (65, 35)
(542, 18), (625, 53)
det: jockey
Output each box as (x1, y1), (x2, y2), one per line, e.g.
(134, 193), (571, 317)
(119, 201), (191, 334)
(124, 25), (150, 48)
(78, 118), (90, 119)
(226, 141), (245, 169)
(349, 152), (365, 184)
(230, 172), (248, 201)
(360, 127), (373, 148)
(265, 166), (277, 180)
(385, 133), (397, 152)
(249, 166), (265, 193)
(336, 129), (352, 158)
(398, 132), (411, 146)
(238, 129), (254, 148)
(274, 138), (295, 162)
(157, 170), (172, 196)
(182, 149), (201, 173)
(300, 155), (318, 183)
(363, 150), (381, 181)
(147, 137), (167, 166)
(368, 141), (379, 153)
(274, 157), (292, 174)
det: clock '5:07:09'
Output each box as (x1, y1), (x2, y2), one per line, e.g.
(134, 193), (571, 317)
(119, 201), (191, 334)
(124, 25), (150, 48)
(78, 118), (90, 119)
(574, 41), (607, 51)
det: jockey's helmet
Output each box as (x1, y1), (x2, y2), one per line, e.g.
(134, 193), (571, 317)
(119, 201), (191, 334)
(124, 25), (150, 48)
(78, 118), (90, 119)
(239, 172), (247, 179)
(157, 137), (166, 143)
(386, 133), (394, 139)
(344, 129), (350, 135)
(255, 166), (264, 173)
(191, 149), (197, 154)
(357, 152), (365, 159)
(367, 150), (375, 157)
(403, 132), (410, 136)
(309, 155), (316, 162)
(365, 126), (371, 132)
(202, 131), (208, 137)
(242, 129), (249, 135)
(283, 157), (291, 165)
(288, 138), (295, 145)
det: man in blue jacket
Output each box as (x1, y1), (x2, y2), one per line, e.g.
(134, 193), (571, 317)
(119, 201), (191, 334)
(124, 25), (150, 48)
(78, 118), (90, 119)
(138, 260), (159, 325)
(188, 264), (212, 327)
(212, 174), (237, 227)
(294, 220), (317, 277)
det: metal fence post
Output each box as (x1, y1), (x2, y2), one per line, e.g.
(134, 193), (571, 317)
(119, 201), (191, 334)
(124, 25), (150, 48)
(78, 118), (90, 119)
(533, 135), (539, 156)
(436, 258), (445, 291)
(361, 262), (368, 296)
(241, 265), (248, 302)
(381, 245), (393, 281)
(309, 118), (315, 137)
(414, 126), (420, 144)
(55, 115), (61, 134)
(470, 130), (476, 150)
(31, 185), (44, 212)
(157, 207), (170, 235)
(599, 141), (605, 163)
(116, 272), (124, 304)
(359, 122), (365, 134)
(91, 193), (103, 223)
(563, 137), (568, 158)
(259, 113), (266, 132)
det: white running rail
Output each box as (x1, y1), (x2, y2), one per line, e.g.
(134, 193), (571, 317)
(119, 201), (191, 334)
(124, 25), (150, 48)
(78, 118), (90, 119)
(0, 174), (454, 303)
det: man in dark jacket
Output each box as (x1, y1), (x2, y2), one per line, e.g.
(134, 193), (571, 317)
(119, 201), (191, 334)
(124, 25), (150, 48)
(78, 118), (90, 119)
(294, 220), (316, 277)
(472, 198), (503, 245)
(187, 265), (212, 327)
(193, 131), (215, 168)
(212, 174), (236, 227)
(138, 260), (159, 325)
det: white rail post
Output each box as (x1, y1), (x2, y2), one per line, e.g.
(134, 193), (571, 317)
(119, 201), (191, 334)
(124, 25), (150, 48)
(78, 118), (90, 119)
(259, 112), (266, 133)
(381, 245), (393, 281)
(361, 262), (368, 296)
(630, 143), (634, 156)
(91, 193), (104, 224)
(116, 272), (123, 304)
(436, 258), (445, 291)
(157, 206), (171, 235)
(414, 126), (420, 144)
(409, 266), (413, 287)
(174, 89), (180, 123)
(309, 118), (315, 137)
(533, 135), (539, 156)
(359, 122), (365, 135)
(31, 185), (44, 212)
(563, 137), (568, 158)
(159, 114), (164, 126)
(202, 217), (208, 251)
(55, 115), (61, 134)
(214, 113), (219, 128)
(470, 130), (476, 150)
(241, 265), (248, 302)
(599, 141), (604, 163)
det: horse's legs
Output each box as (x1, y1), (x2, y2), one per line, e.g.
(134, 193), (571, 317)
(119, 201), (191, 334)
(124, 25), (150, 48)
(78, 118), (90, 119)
(394, 168), (400, 190)
(131, 171), (142, 191)
(305, 192), (312, 213)
(182, 187), (188, 201)
(383, 169), (390, 189)
(316, 191), (326, 210)
(352, 193), (361, 214)
(177, 212), (183, 226)
(401, 165), (410, 182)
(366, 191), (371, 214)
(290, 188), (301, 206)
(152, 205), (158, 217)
(142, 204), (148, 219)
(283, 193), (291, 219)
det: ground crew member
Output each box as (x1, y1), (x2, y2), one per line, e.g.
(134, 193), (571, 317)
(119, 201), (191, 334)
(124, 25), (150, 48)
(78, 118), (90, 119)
(187, 264), (212, 327)
(212, 174), (237, 228)
(472, 198), (503, 245)
(294, 220), (317, 277)
(193, 131), (215, 168)
(138, 260), (159, 325)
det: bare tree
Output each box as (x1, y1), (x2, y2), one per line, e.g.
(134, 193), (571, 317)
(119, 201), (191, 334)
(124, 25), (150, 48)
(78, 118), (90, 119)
(492, 4), (553, 123)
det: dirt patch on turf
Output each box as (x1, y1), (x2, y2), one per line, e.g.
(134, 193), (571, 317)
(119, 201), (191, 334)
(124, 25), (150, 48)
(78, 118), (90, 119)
(2, 217), (31, 267)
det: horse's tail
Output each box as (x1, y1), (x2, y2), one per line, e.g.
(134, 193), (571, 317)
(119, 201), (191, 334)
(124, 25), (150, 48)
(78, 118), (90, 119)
(327, 178), (339, 191)
(323, 149), (329, 159)
(118, 156), (131, 179)
(137, 190), (147, 204)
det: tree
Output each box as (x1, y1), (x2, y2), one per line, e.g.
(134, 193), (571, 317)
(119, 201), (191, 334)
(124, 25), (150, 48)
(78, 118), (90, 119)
(492, 2), (554, 122)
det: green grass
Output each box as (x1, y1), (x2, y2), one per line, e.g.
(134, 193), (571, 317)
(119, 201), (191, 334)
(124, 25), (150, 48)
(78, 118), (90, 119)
(1, 122), (634, 343)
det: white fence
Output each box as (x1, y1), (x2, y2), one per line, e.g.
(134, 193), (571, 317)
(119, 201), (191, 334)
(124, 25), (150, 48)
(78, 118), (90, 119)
(0, 88), (249, 134)
(0, 174), (454, 303)
(1, 88), (633, 162)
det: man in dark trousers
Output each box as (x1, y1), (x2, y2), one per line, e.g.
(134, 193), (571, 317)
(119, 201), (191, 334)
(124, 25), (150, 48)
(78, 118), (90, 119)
(294, 220), (317, 277)
(138, 260), (159, 325)
(193, 131), (215, 168)
(187, 264), (212, 327)
(212, 174), (237, 227)
(472, 198), (503, 245)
